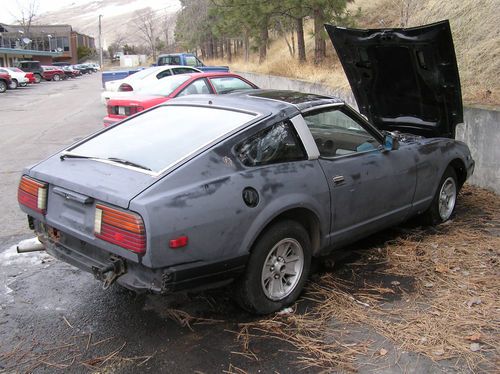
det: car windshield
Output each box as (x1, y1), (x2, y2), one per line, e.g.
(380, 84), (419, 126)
(68, 105), (257, 173)
(139, 75), (191, 96)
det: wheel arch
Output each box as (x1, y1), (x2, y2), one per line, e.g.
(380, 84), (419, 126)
(449, 158), (467, 189)
(248, 207), (322, 257)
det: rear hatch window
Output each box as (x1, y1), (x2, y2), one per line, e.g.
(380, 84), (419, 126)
(68, 105), (257, 174)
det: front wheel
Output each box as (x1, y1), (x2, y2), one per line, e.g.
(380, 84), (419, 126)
(52, 74), (61, 81)
(34, 73), (42, 83)
(421, 166), (458, 225)
(234, 220), (311, 314)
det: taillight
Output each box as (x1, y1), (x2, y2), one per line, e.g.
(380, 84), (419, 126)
(128, 106), (144, 115)
(94, 204), (146, 253)
(18, 176), (48, 214)
(118, 83), (133, 92)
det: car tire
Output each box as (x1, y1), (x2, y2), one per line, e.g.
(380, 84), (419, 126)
(53, 74), (61, 81)
(20, 82), (27, 87)
(34, 73), (42, 83)
(0, 80), (7, 93)
(9, 79), (18, 89)
(234, 220), (312, 314)
(421, 166), (458, 225)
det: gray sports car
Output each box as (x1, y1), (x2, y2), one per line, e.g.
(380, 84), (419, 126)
(17, 21), (474, 314)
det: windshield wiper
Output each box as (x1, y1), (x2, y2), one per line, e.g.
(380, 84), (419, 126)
(60, 153), (152, 171)
(107, 157), (152, 171)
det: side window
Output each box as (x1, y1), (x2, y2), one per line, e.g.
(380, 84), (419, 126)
(304, 108), (379, 157)
(184, 56), (199, 67)
(235, 121), (306, 167)
(156, 70), (172, 79)
(172, 67), (196, 75)
(209, 77), (254, 94)
(176, 79), (211, 96)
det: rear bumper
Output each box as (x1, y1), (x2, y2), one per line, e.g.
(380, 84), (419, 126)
(35, 221), (247, 294)
(103, 116), (123, 127)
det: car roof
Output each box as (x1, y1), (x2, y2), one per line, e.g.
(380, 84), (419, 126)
(181, 72), (246, 79)
(163, 89), (344, 114)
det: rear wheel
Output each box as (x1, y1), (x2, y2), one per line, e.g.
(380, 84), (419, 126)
(9, 79), (18, 89)
(52, 74), (61, 81)
(234, 220), (311, 314)
(421, 166), (458, 225)
(0, 80), (7, 93)
(34, 73), (42, 83)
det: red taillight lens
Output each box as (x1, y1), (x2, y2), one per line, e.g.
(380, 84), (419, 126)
(128, 106), (144, 115)
(94, 204), (146, 253)
(118, 83), (133, 92)
(18, 176), (48, 214)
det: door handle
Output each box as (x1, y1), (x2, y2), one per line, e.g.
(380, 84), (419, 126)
(332, 175), (345, 184)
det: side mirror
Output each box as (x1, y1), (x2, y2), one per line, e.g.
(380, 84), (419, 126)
(383, 134), (399, 151)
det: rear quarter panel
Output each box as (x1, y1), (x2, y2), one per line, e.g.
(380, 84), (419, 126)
(131, 117), (331, 269)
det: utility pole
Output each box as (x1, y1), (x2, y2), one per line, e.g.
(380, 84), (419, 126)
(98, 14), (103, 68)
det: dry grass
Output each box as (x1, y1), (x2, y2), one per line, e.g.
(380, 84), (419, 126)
(235, 185), (500, 371)
(208, 0), (500, 107)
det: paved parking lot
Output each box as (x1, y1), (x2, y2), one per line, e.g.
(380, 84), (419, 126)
(0, 74), (296, 373)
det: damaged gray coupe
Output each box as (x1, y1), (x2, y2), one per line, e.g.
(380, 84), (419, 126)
(18, 21), (474, 314)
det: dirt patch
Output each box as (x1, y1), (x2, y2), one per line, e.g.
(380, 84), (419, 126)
(235, 185), (499, 372)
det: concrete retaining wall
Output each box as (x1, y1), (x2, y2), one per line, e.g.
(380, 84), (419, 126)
(238, 71), (500, 194)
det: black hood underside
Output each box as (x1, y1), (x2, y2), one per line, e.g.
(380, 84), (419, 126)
(325, 20), (463, 138)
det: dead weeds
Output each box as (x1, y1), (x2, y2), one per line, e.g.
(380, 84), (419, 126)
(236, 185), (499, 372)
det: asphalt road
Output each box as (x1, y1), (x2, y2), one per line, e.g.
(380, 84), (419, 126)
(0, 75), (298, 373)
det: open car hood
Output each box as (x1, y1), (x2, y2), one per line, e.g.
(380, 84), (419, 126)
(325, 20), (463, 138)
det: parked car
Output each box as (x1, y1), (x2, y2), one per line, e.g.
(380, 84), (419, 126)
(101, 67), (144, 88)
(41, 66), (65, 81)
(101, 65), (202, 104)
(17, 21), (474, 314)
(61, 65), (81, 78)
(17, 60), (44, 83)
(157, 53), (229, 73)
(0, 67), (29, 89)
(88, 63), (101, 71)
(73, 64), (93, 74)
(103, 72), (258, 126)
(52, 62), (71, 67)
(0, 72), (11, 93)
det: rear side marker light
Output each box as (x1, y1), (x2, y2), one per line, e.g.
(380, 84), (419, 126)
(94, 204), (146, 254)
(18, 176), (48, 214)
(169, 236), (188, 249)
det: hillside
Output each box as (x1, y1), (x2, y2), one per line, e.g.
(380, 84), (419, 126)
(206, 0), (499, 107)
(35, 0), (180, 49)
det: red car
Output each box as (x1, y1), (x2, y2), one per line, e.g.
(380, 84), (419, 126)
(0, 72), (12, 93)
(41, 66), (65, 81)
(23, 70), (36, 84)
(104, 72), (258, 126)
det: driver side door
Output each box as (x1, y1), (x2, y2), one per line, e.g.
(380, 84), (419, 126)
(302, 106), (416, 247)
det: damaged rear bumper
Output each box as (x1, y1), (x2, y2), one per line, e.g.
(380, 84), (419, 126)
(36, 224), (248, 294)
